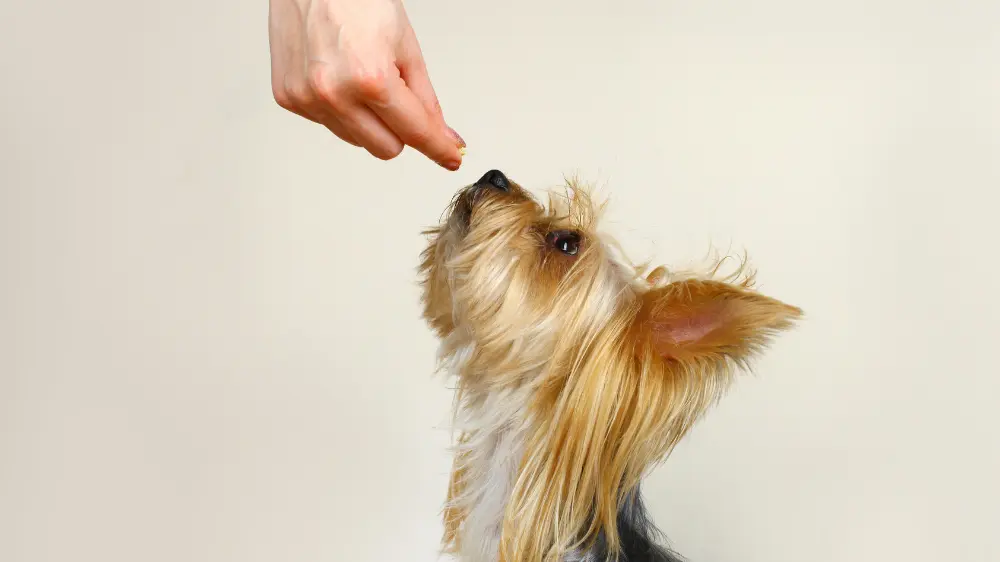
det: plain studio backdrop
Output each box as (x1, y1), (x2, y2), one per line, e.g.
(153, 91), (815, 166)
(2, 0), (998, 561)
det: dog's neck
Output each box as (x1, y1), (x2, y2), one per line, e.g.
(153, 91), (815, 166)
(447, 384), (680, 562)
(448, 381), (533, 562)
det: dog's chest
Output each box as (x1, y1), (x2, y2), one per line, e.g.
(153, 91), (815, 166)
(451, 388), (532, 562)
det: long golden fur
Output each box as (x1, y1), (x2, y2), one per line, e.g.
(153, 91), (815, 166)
(419, 172), (801, 562)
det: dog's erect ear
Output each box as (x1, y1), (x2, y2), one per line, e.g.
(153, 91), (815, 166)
(636, 279), (802, 365)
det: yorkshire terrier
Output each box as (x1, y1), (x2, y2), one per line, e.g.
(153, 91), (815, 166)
(419, 170), (801, 562)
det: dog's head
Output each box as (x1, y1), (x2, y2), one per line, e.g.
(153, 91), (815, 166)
(419, 169), (801, 561)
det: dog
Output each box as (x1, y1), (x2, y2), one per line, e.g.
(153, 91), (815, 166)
(419, 170), (801, 562)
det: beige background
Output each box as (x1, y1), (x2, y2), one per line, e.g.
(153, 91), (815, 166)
(2, 0), (999, 561)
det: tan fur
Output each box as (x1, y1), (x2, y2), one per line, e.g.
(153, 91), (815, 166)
(419, 176), (801, 562)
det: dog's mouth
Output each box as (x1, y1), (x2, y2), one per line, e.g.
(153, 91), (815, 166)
(449, 185), (478, 228)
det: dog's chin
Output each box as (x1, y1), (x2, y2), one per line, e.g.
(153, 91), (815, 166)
(450, 189), (475, 228)
(445, 184), (485, 234)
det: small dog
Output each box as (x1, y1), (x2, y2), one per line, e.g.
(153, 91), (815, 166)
(419, 170), (801, 562)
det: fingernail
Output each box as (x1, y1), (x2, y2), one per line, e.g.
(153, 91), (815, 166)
(444, 158), (462, 171)
(447, 127), (466, 148)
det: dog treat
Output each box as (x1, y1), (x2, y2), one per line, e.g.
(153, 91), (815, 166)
(418, 169), (802, 562)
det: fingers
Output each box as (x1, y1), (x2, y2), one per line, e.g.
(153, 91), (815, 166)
(331, 103), (405, 160)
(319, 115), (361, 147)
(357, 71), (463, 170)
(307, 65), (406, 160)
(268, 0), (463, 169)
(279, 77), (362, 147)
(307, 63), (462, 168)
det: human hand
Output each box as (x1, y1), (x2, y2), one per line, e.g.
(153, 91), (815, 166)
(268, 0), (465, 170)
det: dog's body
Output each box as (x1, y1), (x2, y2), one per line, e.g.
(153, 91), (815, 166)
(419, 170), (800, 562)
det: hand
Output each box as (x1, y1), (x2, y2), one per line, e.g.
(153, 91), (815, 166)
(268, 0), (465, 170)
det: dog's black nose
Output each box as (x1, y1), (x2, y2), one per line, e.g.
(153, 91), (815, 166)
(475, 169), (510, 192)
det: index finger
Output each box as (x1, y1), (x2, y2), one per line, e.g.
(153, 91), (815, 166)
(358, 75), (463, 171)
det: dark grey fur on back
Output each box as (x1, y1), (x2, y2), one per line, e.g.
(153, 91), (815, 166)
(568, 486), (685, 562)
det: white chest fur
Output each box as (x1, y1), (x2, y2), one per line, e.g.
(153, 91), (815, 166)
(448, 386), (532, 562)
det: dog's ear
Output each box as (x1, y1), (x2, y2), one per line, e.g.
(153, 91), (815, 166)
(636, 279), (801, 366)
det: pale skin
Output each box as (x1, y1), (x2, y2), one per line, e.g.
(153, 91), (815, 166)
(268, 0), (465, 170)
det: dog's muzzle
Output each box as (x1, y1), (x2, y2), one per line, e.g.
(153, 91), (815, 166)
(452, 169), (512, 227)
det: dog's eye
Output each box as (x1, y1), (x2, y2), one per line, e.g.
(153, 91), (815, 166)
(547, 230), (581, 256)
